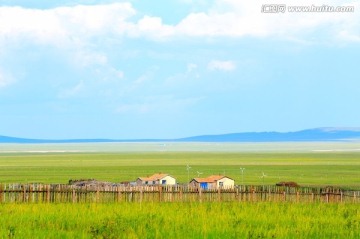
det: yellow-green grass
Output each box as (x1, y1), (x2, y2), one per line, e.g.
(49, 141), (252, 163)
(0, 150), (359, 188)
(0, 143), (359, 238)
(0, 202), (359, 238)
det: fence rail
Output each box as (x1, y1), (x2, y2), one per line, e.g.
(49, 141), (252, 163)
(0, 184), (359, 203)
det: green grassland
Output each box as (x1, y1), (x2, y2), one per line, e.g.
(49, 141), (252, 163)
(0, 143), (359, 238)
(0, 202), (359, 238)
(0, 142), (360, 187)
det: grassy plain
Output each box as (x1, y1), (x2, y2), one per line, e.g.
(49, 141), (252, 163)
(0, 142), (359, 187)
(0, 202), (359, 238)
(0, 142), (359, 238)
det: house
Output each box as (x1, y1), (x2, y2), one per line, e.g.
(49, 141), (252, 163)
(136, 173), (176, 186)
(189, 175), (234, 189)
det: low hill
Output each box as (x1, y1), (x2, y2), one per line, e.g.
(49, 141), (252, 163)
(1, 128), (360, 143)
(177, 128), (360, 142)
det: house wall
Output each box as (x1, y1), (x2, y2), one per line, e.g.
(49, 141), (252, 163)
(136, 176), (176, 186)
(216, 178), (234, 188)
(189, 180), (216, 189)
(136, 178), (144, 185)
(207, 182), (217, 189)
(189, 180), (198, 187)
(161, 175), (176, 185)
(136, 179), (157, 185)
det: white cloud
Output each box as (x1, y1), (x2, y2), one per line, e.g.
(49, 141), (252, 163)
(0, 0), (358, 46)
(0, 6), (65, 46)
(131, 16), (174, 39)
(147, 0), (359, 43)
(175, 0), (360, 41)
(0, 3), (136, 46)
(129, 0), (359, 43)
(55, 3), (135, 33)
(0, 3), (133, 91)
(208, 60), (236, 71)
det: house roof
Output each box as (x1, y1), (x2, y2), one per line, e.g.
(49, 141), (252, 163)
(191, 175), (233, 183)
(137, 173), (172, 181)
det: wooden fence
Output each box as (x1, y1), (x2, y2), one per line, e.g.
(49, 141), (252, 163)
(0, 184), (359, 203)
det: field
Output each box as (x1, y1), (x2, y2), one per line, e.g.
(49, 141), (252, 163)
(0, 142), (359, 238)
(0, 142), (360, 187)
(1, 202), (359, 238)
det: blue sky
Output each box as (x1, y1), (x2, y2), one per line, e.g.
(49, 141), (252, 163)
(0, 0), (359, 139)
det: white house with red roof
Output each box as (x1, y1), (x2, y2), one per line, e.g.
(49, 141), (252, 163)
(136, 173), (176, 186)
(190, 175), (234, 189)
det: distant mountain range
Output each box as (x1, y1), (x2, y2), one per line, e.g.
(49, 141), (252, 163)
(1, 128), (360, 143)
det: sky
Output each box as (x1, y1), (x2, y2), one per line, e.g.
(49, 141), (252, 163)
(0, 0), (359, 139)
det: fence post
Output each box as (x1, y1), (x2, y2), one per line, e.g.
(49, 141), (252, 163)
(296, 191), (299, 202)
(22, 185), (26, 202)
(236, 187), (239, 201)
(29, 184), (33, 203)
(354, 192), (357, 203)
(267, 186), (271, 201)
(340, 191), (343, 203)
(218, 187), (221, 202)
(158, 185), (162, 202)
(47, 185), (51, 203)
(169, 185), (173, 202)
(326, 193), (329, 203)
(199, 187), (202, 203)
(96, 187), (100, 203)
(72, 188), (76, 203)
(311, 193), (314, 202)
(0, 184), (3, 203)
(180, 186), (183, 202)
(117, 186), (121, 202)
(140, 187), (143, 203)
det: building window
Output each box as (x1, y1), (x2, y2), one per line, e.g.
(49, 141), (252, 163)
(145, 181), (148, 185)
(162, 180), (166, 185)
(219, 182), (224, 187)
(153, 181), (156, 184)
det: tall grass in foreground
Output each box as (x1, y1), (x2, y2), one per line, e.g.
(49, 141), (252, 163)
(0, 202), (359, 238)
